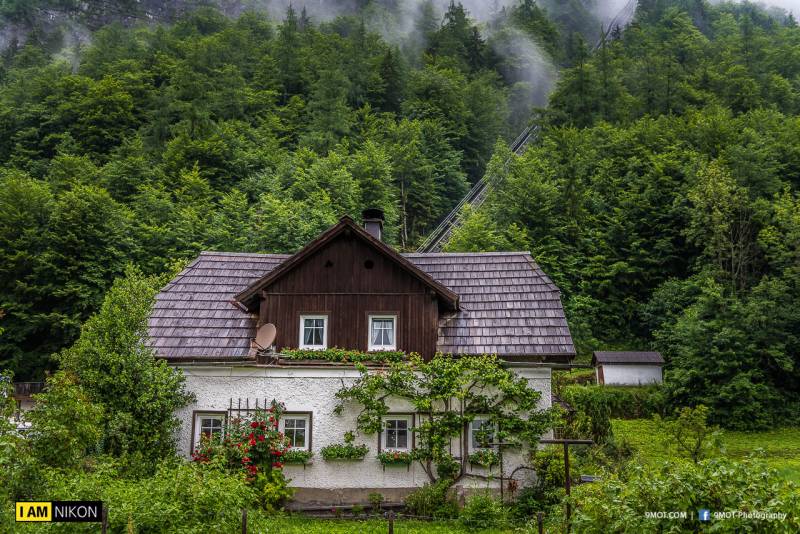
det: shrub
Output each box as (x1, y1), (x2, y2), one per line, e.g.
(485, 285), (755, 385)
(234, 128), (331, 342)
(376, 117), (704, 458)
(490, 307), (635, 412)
(655, 405), (721, 463)
(41, 459), (259, 533)
(460, 493), (508, 529)
(572, 456), (800, 533)
(561, 384), (667, 442)
(564, 384), (667, 420)
(369, 492), (384, 511)
(404, 480), (458, 519)
(512, 447), (566, 519)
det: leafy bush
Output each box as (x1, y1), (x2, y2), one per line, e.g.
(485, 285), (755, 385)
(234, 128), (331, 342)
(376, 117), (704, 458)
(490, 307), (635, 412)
(561, 384), (667, 443)
(281, 347), (407, 363)
(563, 384), (667, 420)
(460, 493), (508, 529)
(26, 372), (104, 469)
(321, 432), (368, 461)
(377, 450), (413, 466)
(512, 447), (566, 519)
(572, 456), (800, 533)
(655, 405), (722, 463)
(404, 480), (458, 519)
(40, 460), (259, 533)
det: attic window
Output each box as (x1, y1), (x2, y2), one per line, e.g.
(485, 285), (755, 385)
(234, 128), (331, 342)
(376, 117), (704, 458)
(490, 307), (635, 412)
(368, 315), (396, 351)
(324, 260), (333, 268)
(299, 315), (328, 350)
(364, 259), (374, 269)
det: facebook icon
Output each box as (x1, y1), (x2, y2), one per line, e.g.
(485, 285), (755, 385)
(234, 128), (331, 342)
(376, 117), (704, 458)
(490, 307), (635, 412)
(699, 509), (711, 521)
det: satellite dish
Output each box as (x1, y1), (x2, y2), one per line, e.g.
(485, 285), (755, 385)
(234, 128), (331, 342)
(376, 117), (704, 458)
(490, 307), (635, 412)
(255, 323), (277, 350)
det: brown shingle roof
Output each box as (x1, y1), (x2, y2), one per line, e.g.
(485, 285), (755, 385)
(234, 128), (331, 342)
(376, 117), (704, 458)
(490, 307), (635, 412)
(149, 251), (576, 361)
(592, 351), (664, 365)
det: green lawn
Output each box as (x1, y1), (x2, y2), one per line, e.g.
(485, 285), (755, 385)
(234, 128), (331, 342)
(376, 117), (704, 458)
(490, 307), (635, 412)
(612, 419), (800, 482)
(247, 516), (517, 533)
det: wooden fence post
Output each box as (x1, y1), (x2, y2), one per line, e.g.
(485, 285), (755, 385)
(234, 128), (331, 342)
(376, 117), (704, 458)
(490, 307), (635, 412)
(387, 510), (395, 534)
(241, 508), (247, 534)
(101, 506), (108, 534)
(537, 511), (543, 534)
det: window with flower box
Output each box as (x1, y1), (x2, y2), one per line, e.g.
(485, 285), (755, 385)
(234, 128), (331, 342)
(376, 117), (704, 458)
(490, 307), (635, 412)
(380, 414), (413, 451)
(191, 411), (226, 452)
(299, 315), (328, 349)
(279, 413), (312, 451)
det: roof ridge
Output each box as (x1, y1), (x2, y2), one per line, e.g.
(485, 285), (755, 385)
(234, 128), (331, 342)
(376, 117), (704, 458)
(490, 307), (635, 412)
(199, 251), (291, 258)
(402, 251), (531, 257)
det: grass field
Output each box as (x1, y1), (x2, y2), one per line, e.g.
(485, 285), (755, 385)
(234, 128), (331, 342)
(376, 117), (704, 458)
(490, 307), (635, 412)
(247, 516), (518, 533)
(612, 419), (800, 482)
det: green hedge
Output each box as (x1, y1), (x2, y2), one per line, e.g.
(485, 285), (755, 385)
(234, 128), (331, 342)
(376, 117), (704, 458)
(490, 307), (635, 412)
(563, 384), (667, 420)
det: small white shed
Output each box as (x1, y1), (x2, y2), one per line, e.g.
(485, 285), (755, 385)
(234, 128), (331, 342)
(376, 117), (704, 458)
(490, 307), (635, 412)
(592, 351), (664, 385)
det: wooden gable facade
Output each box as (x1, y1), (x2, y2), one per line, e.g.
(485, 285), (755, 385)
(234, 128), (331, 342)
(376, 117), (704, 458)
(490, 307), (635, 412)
(236, 217), (459, 359)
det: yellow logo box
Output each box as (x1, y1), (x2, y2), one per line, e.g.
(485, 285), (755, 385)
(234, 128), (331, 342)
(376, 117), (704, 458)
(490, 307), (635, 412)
(16, 501), (103, 522)
(16, 502), (52, 522)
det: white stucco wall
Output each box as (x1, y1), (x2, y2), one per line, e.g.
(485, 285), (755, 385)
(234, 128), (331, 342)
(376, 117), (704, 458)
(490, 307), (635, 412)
(174, 364), (551, 493)
(600, 364), (662, 385)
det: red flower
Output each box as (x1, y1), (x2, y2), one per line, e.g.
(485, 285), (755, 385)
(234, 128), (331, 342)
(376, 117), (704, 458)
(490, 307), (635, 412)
(242, 457), (251, 464)
(273, 450), (283, 456)
(250, 421), (259, 429)
(272, 462), (283, 468)
(258, 434), (265, 442)
(249, 438), (256, 446)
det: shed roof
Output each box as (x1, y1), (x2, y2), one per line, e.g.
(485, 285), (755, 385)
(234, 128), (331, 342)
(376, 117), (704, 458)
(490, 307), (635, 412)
(149, 251), (576, 362)
(592, 351), (664, 365)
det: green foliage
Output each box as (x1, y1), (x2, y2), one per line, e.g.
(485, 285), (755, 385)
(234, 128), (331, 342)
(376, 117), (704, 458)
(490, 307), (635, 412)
(572, 456), (800, 533)
(335, 353), (553, 483)
(36, 460), (260, 533)
(403, 480), (459, 519)
(655, 405), (722, 464)
(460, 493), (509, 529)
(1, 3), (548, 379)
(467, 449), (499, 469)
(282, 449), (314, 465)
(320, 432), (369, 461)
(281, 347), (407, 364)
(26, 372), (104, 469)
(563, 384), (667, 421)
(56, 265), (194, 464)
(377, 450), (413, 466)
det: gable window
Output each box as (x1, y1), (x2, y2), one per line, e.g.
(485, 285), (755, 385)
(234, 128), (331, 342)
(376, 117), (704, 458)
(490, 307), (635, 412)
(280, 413), (311, 451)
(368, 315), (396, 351)
(192, 412), (226, 451)
(299, 315), (327, 349)
(381, 415), (412, 451)
(469, 417), (497, 452)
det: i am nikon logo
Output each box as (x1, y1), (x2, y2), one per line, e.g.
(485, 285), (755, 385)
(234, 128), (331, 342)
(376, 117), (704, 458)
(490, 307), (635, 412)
(16, 501), (103, 522)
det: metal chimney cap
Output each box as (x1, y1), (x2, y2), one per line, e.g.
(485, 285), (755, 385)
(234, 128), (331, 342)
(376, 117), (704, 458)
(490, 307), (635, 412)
(362, 208), (385, 221)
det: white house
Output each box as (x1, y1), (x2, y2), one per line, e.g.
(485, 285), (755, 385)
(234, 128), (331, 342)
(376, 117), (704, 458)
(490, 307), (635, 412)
(148, 212), (576, 505)
(592, 351), (664, 385)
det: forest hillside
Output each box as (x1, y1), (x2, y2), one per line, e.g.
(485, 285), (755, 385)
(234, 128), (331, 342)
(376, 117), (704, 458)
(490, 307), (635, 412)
(1, 0), (799, 429)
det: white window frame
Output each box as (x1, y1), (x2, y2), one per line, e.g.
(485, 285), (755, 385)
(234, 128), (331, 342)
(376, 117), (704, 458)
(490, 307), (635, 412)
(279, 413), (311, 451)
(368, 314), (397, 351)
(193, 412), (226, 451)
(299, 314), (328, 350)
(468, 417), (498, 453)
(381, 415), (412, 451)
